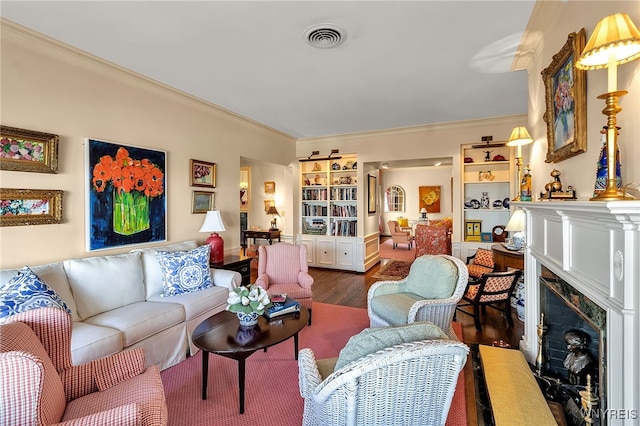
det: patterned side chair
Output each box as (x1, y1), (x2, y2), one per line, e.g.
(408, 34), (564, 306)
(414, 219), (452, 257)
(465, 247), (495, 283)
(0, 307), (167, 425)
(255, 242), (314, 324)
(455, 270), (522, 330)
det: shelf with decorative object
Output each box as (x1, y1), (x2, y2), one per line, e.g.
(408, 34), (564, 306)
(461, 143), (514, 244)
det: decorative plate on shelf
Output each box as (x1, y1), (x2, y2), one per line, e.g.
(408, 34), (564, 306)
(492, 200), (504, 209)
(343, 161), (354, 170)
(331, 162), (341, 170)
(502, 198), (510, 209)
(352, 161), (357, 169)
(468, 199), (480, 209)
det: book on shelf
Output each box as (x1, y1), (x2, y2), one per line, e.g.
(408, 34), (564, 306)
(265, 296), (300, 319)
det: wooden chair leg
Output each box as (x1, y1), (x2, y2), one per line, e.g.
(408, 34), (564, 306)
(473, 303), (482, 331)
(504, 302), (514, 328)
(308, 308), (312, 326)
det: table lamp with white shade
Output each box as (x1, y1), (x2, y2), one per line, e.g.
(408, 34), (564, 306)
(199, 210), (226, 263)
(505, 209), (526, 250)
(420, 208), (428, 221)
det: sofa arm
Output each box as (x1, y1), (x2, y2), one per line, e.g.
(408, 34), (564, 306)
(210, 268), (241, 290)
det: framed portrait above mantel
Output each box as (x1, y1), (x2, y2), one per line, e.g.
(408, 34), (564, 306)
(542, 28), (587, 163)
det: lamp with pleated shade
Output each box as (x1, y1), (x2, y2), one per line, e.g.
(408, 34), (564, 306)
(506, 126), (533, 201)
(199, 210), (226, 263)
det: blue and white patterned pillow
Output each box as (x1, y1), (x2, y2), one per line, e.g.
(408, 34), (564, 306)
(0, 266), (71, 319)
(155, 245), (213, 297)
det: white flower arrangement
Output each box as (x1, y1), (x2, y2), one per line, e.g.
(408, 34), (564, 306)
(226, 284), (271, 315)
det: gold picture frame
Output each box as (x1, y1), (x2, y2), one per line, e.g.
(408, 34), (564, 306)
(0, 126), (59, 173)
(0, 188), (63, 226)
(542, 28), (587, 163)
(190, 159), (216, 188)
(192, 190), (214, 214)
(264, 199), (275, 213)
(264, 181), (275, 194)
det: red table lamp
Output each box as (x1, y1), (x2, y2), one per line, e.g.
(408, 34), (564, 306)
(199, 210), (226, 263)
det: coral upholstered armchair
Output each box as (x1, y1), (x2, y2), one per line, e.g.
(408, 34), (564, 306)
(255, 243), (314, 324)
(0, 307), (167, 425)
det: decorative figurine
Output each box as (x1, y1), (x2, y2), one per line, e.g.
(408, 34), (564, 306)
(563, 330), (594, 385)
(594, 125), (622, 197)
(520, 164), (532, 201)
(483, 150), (492, 162)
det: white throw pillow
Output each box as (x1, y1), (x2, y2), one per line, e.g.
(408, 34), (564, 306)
(155, 245), (213, 297)
(0, 266), (71, 320)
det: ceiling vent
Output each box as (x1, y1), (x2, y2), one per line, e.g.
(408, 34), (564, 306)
(305, 24), (346, 48)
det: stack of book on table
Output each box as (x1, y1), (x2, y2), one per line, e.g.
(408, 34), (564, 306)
(265, 294), (300, 319)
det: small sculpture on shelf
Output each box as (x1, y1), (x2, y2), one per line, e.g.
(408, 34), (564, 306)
(483, 150), (492, 162)
(540, 169), (577, 200)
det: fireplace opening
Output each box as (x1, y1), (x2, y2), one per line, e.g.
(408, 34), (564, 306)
(538, 265), (607, 425)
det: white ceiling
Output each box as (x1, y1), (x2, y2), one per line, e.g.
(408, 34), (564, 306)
(1, 1), (535, 139)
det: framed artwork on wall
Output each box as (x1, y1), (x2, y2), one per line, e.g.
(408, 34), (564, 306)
(0, 188), (63, 226)
(418, 185), (441, 213)
(0, 125), (59, 173)
(85, 138), (166, 251)
(542, 28), (587, 163)
(368, 175), (377, 214)
(192, 191), (214, 214)
(264, 181), (275, 194)
(190, 159), (216, 188)
(240, 166), (250, 212)
(264, 199), (275, 213)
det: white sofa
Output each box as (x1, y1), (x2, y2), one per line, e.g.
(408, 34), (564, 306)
(0, 240), (240, 370)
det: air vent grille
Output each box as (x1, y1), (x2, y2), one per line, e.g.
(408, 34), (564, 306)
(305, 24), (346, 48)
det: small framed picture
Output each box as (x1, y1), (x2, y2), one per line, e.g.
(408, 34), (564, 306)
(264, 199), (275, 213)
(0, 188), (63, 226)
(190, 159), (216, 188)
(264, 181), (275, 194)
(0, 126), (59, 173)
(192, 191), (214, 214)
(481, 232), (493, 243)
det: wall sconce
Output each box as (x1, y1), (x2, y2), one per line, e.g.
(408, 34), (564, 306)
(506, 126), (533, 201)
(576, 13), (640, 201)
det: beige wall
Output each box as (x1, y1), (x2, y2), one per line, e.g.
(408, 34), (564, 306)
(0, 22), (296, 268)
(523, 1), (639, 198)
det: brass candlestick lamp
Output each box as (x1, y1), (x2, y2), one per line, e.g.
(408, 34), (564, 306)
(576, 13), (640, 201)
(506, 126), (533, 201)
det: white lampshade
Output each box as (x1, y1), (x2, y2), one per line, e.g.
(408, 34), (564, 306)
(199, 210), (226, 233)
(506, 126), (533, 147)
(420, 208), (427, 213)
(505, 209), (525, 232)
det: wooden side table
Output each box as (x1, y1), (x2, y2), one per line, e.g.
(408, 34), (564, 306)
(210, 255), (252, 285)
(491, 243), (524, 271)
(241, 229), (281, 255)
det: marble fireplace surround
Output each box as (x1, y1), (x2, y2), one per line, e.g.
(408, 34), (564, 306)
(515, 201), (639, 425)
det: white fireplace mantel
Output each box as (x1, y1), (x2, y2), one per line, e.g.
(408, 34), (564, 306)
(515, 201), (639, 425)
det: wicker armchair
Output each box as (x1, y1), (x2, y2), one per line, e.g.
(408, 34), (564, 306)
(0, 307), (167, 425)
(367, 255), (468, 338)
(299, 336), (468, 426)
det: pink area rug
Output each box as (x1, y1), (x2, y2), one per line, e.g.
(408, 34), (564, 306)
(379, 237), (416, 261)
(160, 302), (467, 426)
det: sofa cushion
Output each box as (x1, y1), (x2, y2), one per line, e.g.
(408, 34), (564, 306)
(1, 262), (78, 321)
(132, 240), (198, 300)
(0, 266), (71, 320)
(64, 252), (145, 321)
(70, 321), (124, 366)
(155, 245), (213, 297)
(83, 301), (184, 347)
(405, 255), (458, 299)
(335, 322), (448, 371)
(148, 285), (228, 321)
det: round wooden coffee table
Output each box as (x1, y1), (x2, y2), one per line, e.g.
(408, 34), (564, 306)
(192, 307), (309, 414)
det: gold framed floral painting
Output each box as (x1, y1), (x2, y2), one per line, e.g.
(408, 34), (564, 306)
(542, 28), (587, 163)
(190, 159), (216, 188)
(0, 125), (59, 173)
(419, 185), (441, 213)
(0, 188), (63, 226)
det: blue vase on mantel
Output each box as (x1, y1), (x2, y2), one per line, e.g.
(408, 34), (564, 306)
(237, 311), (259, 327)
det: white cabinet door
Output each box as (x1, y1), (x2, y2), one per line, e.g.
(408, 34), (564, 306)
(335, 239), (356, 269)
(315, 238), (335, 267)
(297, 235), (315, 266)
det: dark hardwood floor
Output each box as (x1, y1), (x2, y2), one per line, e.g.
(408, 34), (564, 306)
(248, 246), (523, 426)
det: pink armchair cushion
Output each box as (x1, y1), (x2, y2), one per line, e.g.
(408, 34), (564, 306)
(1, 321), (67, 425)
(93, 348), (145, 391)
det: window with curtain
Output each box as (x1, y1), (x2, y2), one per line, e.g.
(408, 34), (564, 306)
(384, 185), (405, 212)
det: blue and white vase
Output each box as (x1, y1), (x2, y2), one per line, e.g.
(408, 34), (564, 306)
(237, 311), (259, 327)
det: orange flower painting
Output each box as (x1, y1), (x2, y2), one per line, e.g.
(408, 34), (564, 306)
(419, 186), (441, 213)
(87, 139), (166, 251)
